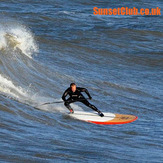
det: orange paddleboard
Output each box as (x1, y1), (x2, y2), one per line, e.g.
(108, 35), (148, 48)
(69, 111), (138, 125)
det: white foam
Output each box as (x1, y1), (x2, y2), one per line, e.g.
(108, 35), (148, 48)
(0, 74), (27, 99)
(0, 23), (38, 58)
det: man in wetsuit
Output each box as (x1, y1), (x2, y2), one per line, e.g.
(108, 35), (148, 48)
(62, 83), (104, 117)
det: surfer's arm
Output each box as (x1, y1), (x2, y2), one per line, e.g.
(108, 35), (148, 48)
(62, 88), (69, 101)
(78, 87), (92, 99)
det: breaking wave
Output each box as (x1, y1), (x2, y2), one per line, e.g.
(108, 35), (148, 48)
(0, 19), (38, 58)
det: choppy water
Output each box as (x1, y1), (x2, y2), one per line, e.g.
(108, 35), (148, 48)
(0, 0), (163, 162)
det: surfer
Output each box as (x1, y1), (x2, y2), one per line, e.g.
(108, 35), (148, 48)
(62, 83), (104, 117)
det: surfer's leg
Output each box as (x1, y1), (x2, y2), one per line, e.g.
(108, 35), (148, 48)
(80, 99), (104, 117)
(64, 98), (75, 113)
(80, 99), (98, 111)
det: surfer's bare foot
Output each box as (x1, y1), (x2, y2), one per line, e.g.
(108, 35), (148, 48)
(69, 109), (74, 114)
(98, 111), (104, 117)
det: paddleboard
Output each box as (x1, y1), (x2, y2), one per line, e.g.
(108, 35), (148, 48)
(68, 111), (138, 125)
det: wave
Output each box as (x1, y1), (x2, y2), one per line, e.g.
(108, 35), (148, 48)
(0, 18), (41, 106)
(0, 17), (83, 114)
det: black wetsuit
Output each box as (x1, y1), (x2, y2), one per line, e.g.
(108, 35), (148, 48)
(62, 87), (100, 113)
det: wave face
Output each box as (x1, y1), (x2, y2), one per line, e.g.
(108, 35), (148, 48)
(0, 0), (163, 162)
(0, 19), (38, 103)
